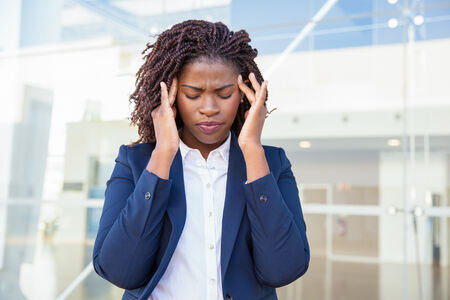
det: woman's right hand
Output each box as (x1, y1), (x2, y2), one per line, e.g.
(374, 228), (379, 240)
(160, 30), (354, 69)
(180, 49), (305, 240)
(151, 77), (179, 157)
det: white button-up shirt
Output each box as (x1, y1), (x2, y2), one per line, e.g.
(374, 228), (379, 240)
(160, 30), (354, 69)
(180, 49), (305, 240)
(149, 131), (231, 300)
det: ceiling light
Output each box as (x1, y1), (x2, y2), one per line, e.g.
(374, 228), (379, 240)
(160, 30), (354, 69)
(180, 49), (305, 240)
(298, 141), (311, 149)
(336, 183), (351, 191)
(388, 18), (398, 28)
(414, 15), (424, 26)
(387, 0), (397, 4)
(387, 139), (401, 147)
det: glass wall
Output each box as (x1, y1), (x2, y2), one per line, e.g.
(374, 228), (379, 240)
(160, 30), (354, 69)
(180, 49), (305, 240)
(0, 0), (449, 299)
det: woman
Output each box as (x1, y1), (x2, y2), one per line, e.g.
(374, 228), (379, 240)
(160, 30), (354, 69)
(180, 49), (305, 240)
(93, 19), (309, 300)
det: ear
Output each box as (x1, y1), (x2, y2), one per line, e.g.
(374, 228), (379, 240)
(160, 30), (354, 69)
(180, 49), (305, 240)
(172, 105), (177, 118)
(172, 100), (178, 117)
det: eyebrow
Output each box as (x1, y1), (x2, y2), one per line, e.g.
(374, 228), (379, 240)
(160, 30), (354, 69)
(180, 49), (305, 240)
(181, 84), (235, 92)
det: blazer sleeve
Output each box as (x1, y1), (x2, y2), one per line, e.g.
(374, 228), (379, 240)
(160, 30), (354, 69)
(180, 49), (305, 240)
(242, 147), (310, 287)
(92, 144), (173, 289)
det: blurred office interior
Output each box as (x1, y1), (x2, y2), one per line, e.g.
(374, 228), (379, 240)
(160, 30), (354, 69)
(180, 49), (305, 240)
(0, 0), (449, 299)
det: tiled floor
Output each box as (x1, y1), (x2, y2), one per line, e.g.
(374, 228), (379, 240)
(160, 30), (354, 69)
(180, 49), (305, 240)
(0, 241), (448, 300)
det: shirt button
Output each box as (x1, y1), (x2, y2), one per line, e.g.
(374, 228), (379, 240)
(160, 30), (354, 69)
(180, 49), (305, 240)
(209, 244), (214, 250)
(145, 192), (151, 200)
(259, 194), (267, 203)
(209, 211), (212, 217)
(206, 183), (211, 188)
(210, 166), (215, 170)
(209, 278), (216, 285)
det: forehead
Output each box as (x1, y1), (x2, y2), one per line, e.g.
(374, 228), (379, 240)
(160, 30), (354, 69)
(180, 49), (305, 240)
(178, 58), (239, 84)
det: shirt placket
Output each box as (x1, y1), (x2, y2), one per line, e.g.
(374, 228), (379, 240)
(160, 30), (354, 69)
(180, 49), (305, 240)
(202, 155), (218, 300)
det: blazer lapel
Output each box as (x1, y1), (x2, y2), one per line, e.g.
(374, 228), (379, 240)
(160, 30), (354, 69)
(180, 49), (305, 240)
(167, 148), (187, 236)
(221, 130), (247, 280)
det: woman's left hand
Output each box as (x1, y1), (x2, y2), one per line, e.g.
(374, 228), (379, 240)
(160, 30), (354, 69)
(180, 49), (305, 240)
(237, 72), (268, 152)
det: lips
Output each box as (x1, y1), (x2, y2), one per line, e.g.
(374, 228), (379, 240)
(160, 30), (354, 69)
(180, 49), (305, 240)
(197, 121), (223, 134)
(197, 121), (222, 126)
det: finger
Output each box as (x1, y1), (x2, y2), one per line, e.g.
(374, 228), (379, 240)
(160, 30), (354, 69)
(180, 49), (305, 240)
(168, 77), (178, 106)
(237, 74), (253, 96)
(249, 72), (261, 93)
(160, 81), (169, 107)
(237, 74), (256, 104)
(257, 80), (268, 107)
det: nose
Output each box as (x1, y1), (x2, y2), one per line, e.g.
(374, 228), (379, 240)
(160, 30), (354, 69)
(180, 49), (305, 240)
(199, 95), (220, 116)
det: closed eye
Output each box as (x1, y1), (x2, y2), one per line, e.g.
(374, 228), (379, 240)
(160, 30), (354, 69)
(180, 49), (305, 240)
(186, 94), (231, 99)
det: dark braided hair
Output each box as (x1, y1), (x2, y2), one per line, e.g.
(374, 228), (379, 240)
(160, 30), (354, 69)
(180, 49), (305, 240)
(127, 19), (267, 147)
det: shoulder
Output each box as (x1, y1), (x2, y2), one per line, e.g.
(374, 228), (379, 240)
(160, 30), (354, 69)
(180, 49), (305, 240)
(262, 144), (279, 152)
(114, 142), (156, 164)
(262, 144), (287, 159)
(125, 142), (156, 151)
(261, 144), (279, 158)
(261, 144), (291, 171)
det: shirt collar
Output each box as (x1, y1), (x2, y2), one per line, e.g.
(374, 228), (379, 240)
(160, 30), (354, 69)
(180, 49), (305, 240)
(179, 130), (231, 163)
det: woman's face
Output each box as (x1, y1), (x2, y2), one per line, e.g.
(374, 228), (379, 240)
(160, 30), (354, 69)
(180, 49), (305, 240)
(176, 57), (241, 155)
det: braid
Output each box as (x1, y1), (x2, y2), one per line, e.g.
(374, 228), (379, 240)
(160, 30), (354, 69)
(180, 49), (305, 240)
(128, 19), (267, 146)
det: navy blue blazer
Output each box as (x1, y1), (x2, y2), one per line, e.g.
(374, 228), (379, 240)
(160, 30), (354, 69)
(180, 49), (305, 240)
(93, 130), (310, 300)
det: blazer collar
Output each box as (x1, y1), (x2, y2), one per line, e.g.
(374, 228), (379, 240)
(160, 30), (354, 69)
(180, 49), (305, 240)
(220, 130), (247, 279)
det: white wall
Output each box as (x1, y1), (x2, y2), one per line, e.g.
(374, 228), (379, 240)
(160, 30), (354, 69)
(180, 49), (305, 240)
(255, 38), (450, 113)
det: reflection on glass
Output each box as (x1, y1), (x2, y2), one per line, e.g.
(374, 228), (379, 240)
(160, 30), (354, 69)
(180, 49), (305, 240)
(1, 0), (449, 299)
(333, 185), (378, 206)
(332, 215), (379, 257)
(305, 214), (327, 257)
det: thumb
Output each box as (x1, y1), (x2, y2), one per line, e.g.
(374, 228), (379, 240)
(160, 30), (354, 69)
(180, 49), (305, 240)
(244, 110), (249, 120)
